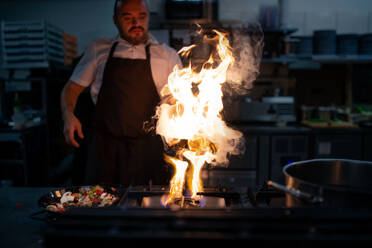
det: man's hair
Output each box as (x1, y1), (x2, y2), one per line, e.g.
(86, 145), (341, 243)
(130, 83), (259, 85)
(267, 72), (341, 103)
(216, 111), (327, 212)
(113, 0), (121, 17)
(113, 0), (149, 17)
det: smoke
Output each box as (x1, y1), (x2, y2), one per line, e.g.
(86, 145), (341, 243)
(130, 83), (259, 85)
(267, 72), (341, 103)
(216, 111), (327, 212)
(225, 23), (264, 97)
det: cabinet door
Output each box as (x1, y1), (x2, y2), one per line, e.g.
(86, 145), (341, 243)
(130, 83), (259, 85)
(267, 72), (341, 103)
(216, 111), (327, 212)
(227, 135), (257, 170)
(271, 135), (309, 183)
(314, 134), (362, 160)
(206, 169), (257, 189)
(364, 134), (372, 161)
(205, 135), (258, 189)
(257, 135), (270, 186)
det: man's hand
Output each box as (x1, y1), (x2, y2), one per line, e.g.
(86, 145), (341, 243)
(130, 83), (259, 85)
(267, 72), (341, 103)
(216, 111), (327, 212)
(60, 81), (87, 148)
(63, 113), (84, 148)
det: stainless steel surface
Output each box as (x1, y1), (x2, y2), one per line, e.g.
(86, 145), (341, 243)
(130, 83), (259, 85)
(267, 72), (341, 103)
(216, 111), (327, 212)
(237, 97), (295, 123)
(267, 180), (323, 204)
(141, 195), (226, 209)
(281, 159), (372, 207)
(284, 159), (372, 190)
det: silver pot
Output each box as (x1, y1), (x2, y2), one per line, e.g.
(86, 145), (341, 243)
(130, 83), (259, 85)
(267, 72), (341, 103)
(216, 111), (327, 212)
(268, 159), (372, 208)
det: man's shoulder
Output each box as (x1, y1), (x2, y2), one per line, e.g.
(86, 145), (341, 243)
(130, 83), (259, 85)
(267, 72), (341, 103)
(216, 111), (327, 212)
(83, 37), (115, 59)
(152, 43), (179, 58)
(89, 37), (115, 49)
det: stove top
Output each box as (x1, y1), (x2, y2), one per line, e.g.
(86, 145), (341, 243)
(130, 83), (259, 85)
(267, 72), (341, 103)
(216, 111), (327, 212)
(119, 186), (243, 209)
(42, 185), (372, 245)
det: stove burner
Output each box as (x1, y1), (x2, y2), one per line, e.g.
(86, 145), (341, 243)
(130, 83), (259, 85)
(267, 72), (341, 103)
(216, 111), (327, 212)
(117, 186), (241, 209)
(141, 195), (226, 209)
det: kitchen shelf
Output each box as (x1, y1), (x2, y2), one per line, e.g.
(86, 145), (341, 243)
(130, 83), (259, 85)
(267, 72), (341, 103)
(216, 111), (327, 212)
(255, 77), (296, 84)
(312, 55), (372, 63)
(263, 55), (372, 65)
(262, 27), (298, 35)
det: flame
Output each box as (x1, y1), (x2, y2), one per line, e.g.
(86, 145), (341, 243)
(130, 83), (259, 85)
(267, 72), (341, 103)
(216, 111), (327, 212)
(157, 29), (243, 206)
(184, 150), (213, 199)
(178, 44), (196, 58)
(162, 154), (189, 206)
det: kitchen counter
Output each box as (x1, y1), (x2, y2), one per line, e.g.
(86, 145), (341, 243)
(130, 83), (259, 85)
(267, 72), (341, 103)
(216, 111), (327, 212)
(0, 186), (52, 248)
(233, 123), (312, 134)
(232, 122), (372, 134)
(2, 186), (372, 245)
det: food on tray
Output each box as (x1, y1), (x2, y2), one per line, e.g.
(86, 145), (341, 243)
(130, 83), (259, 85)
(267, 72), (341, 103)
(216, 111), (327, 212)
(45, 185), (119, 213)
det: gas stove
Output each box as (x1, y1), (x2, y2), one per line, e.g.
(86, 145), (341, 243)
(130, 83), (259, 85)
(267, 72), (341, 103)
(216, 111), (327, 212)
(43, 185), (372, 245)
(119, 186), (243, 209)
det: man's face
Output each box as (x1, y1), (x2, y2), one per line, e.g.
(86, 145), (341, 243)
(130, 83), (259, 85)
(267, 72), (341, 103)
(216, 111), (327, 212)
(114, 0), (149, 45)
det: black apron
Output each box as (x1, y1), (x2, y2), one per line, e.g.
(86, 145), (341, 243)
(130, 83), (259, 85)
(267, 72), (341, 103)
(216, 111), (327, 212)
(87, 41), (169, 186)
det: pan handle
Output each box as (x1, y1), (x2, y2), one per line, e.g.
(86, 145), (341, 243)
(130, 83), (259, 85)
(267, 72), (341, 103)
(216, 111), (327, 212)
(29, 210), (56, 223)
(267, 180), (323, 204)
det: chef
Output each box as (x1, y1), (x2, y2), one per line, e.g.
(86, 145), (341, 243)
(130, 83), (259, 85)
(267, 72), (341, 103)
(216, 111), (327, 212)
(61, 0), (182, 186)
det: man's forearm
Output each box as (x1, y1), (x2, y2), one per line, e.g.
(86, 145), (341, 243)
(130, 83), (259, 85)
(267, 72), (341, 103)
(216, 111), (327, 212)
(61, 81), (86, 121)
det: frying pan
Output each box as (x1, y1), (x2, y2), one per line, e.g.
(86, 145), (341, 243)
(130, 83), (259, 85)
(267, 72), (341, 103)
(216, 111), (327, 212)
(37, 184), (125, 213)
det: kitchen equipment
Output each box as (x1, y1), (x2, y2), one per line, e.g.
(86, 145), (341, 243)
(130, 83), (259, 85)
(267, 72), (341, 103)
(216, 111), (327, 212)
(268, 159), (372, 208)
(1, 20), (65, 68)
(313, 30), (337, 55)
(259, 5), (279, 30)
(237, 96), (295, 123)
(359, 33), (372, 54)
(38, 184), (124, 213)
(293, 35), (313, 55)
(284, 37), (299, 55)
(118, 187), (240, 209)
(42, 184), (372, 244)
(165, 0), (218, 23)
(359, 120), (372, 128)
(337, 34), (359, 55)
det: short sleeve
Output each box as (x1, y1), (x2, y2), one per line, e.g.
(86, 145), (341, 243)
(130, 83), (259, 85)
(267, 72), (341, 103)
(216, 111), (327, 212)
(167, 48), (182, 76)
(69, 42), (97, 87)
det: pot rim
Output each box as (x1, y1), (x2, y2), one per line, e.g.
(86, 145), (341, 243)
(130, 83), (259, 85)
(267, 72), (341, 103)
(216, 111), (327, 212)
(282, 158), (372, 195)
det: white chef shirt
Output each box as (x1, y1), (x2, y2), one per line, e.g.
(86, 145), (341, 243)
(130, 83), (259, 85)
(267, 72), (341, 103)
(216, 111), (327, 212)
(69, 33), (182, 104)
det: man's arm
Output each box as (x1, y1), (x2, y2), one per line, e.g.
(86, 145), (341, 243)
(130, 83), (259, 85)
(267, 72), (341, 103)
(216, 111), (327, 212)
(61, 80), (87, 148)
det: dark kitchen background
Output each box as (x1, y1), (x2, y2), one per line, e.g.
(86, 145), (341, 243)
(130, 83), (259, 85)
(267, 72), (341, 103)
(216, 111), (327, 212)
(2, 0), (372, 247)
(0, 0), (372, 189)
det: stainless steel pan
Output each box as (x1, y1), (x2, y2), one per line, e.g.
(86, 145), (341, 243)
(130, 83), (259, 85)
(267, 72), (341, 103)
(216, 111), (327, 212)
(268, 159), (372, 208)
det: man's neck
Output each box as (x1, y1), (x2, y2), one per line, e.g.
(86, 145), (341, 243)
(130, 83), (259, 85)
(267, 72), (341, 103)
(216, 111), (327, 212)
(120, 34), (149, 46)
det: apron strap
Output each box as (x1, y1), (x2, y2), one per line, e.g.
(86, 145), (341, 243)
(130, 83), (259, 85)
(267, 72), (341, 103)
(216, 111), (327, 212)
(109, 41), (119, 58)
(145, 44), (151, 61)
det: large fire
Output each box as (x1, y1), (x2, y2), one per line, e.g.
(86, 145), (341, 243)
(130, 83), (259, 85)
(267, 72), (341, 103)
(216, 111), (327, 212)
(156, 28), (244, 206)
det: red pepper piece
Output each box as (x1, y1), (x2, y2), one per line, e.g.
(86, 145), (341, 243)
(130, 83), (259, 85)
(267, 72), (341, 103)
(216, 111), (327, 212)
(94, 189), (103, 195)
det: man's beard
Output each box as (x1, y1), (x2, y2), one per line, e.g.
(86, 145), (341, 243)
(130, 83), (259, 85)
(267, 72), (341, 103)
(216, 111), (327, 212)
(123, 27), (148, 45)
